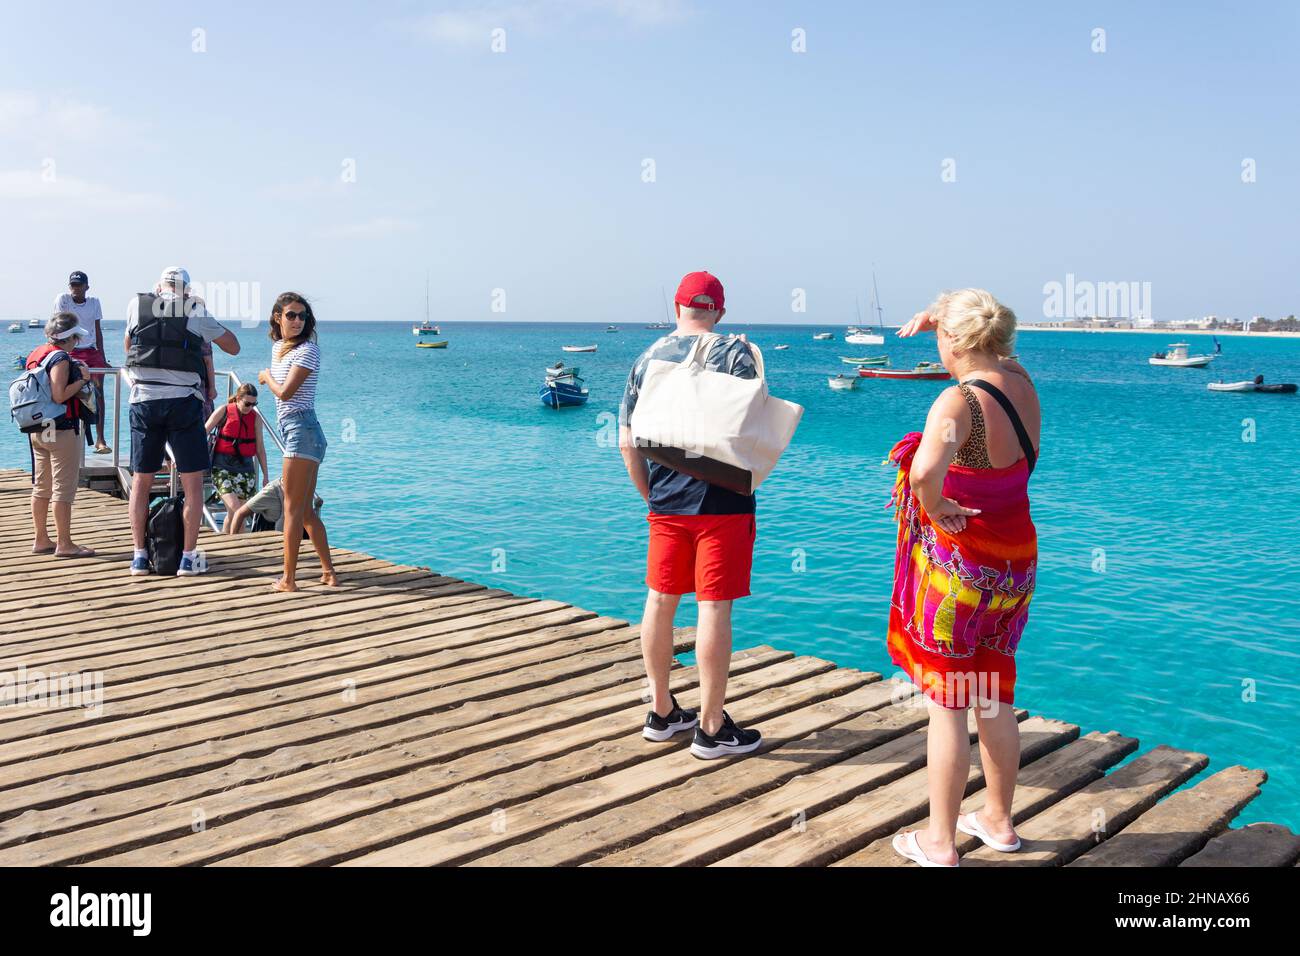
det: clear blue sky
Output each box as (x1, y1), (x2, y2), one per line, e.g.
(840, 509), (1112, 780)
(1, 0), (1296, 325)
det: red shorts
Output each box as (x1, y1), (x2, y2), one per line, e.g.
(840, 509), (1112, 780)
(646, 512), (756, 602)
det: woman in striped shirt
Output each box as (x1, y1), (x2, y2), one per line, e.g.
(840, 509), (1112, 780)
(258, 292), (337, 591)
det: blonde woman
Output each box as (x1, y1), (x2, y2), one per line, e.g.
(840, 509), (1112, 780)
(884, 289), (1041, 867)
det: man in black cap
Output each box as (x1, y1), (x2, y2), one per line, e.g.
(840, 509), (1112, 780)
(55, 271), (111, 453)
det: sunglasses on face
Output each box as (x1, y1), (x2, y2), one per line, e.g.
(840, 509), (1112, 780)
(240, 400), (258, 410)
(282, 310), (306, 321)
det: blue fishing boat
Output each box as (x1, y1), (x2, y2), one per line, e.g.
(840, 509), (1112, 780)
(539, 369), (589, 408)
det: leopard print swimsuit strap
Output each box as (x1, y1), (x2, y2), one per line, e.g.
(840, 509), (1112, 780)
(952, 383), (992, 468)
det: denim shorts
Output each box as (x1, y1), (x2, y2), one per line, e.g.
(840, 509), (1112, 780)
(280, 408), (327, 463)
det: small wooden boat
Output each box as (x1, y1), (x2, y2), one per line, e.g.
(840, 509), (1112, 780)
(416, 340), (448, 349)
(773, 344), (790, 351)
(827, 374), (858, 390)
(840, 355), (889, 366)
(562, 345), (597, 353)
(540, 377), (589, 408)
(859, 363), (952, 381)
(813, 332), (834, 341)
(1150, 343), (1214, 367)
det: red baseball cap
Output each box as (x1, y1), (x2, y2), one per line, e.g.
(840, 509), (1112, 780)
(674, 271), (725, 311)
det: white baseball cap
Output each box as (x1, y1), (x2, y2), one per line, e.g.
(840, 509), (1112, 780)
(159, 265), (191, 288)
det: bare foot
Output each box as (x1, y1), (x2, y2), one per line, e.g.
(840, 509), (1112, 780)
(916, 830), (959, 867)
(975, 809), (1018, 846)
(271, 577), (299, 593)
(320, 569), (339, 587)
(54, 544), (96, 558)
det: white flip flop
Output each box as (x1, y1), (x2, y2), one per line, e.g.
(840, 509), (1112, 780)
(891, 831), (958, 867)
(956, 811), (1021, 852)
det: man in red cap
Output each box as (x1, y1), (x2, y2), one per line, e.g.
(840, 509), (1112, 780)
(619, 270), (763, 759)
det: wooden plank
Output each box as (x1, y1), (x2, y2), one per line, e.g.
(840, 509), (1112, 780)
(465, 682), (925, 867)
(0, 612), (632, 741)
(16, 649), (801, 864)
(2, 575), (485, 666)
(221, 666), (877, 867)
(711, 716), (1076, 866)
(1181, 822), (1300, 868)
(0, 611), (623, 778)
(1069, 766), (1266, 867)
(834, 729), (1139, 866)
(960, 745), (1209, 866)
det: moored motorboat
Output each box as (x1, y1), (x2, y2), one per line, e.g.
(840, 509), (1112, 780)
(840, 354), (889, 366)
(562, 344), (597, 353)
(773, 344), (790, 351)
(540, 376), (589, 407)
(546, 362), (580, 379)
(27, 318), (41, 328)
(827, 374), (858, 390)
(813, 332), (834, 340)
(1206, 381), (1255, 392)
(7, 323), (23, 333)
(415, 340), (447, 349)
(10, 354), (24, 370)
(604, 325), (619, 333)
(1256, 383), (1298, 393)
(1149, 343), (1214, 367)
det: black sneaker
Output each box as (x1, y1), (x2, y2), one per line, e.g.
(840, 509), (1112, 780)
(642, 694), (699, 742)
(690, 710), (762, 759)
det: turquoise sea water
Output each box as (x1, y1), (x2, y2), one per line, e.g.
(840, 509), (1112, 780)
(5, 321), (1298, 829)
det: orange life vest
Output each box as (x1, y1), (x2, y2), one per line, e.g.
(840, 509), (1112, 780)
(213, 403), (256, 460)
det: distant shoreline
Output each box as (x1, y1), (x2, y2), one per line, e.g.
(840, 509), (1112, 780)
(1017, 325), (1300, 339)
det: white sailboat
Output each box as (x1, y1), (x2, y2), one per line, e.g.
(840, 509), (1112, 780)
(845, 271), (887, 345)
(412, 276), (440, 336)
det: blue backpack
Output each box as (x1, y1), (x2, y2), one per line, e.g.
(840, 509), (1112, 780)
(8, 351), (69, 434)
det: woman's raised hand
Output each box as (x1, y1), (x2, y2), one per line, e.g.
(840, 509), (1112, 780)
(929, 496), (981, 535)
(896, 311), (937, 338)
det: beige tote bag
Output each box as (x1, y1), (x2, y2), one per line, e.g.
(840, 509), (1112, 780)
(629, 333), (804, 494)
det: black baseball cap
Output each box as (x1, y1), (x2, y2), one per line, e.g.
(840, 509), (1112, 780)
(69, 271), (88, 285)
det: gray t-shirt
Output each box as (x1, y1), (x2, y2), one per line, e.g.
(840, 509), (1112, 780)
(124, 293), (226, 403)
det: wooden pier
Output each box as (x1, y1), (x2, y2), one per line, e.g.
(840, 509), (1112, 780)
(0, 467), (1295, 867)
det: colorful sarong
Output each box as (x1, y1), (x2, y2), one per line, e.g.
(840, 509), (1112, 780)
(886, 431), (1037, 708)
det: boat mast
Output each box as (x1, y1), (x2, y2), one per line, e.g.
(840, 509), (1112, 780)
(871, 266), (885, 331)
(661, 286), (672, 323)
(854, 296), (863, 328)
(425, 273), (430, 324)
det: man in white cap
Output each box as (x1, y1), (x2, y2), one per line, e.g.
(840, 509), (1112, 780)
(123, 266), (240, 576)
